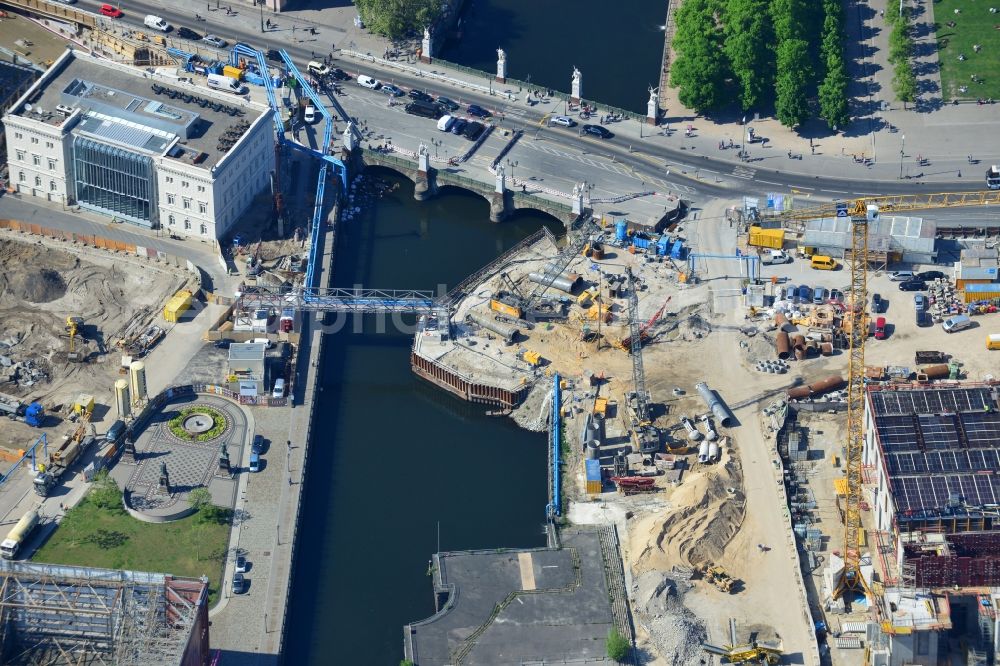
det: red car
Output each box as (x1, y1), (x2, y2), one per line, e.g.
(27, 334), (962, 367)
(100, 4), (123, 17)
(874, 317), (887, 340)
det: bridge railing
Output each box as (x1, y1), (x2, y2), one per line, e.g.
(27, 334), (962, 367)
(510, 190), (573, 213)
(436, 170), (492, 194)
(365, 151), (418, 171)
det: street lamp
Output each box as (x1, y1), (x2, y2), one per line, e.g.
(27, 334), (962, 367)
(507, 159), (518, 181)
(899, 134), (905, 179)
(260, 4), (265, 32)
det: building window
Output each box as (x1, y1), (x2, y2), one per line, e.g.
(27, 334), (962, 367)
(182, 198), (191, 210)
(14, 132), (21, 139)
(49, 181), (56, 192)
(15, 150), (24, 161)
(165, 176), (173, 183)
(18, 172), (24, 182)
(181, 181), (189, 188)
(30, 137), (38, 144)
(200, 223), (207, 235)
(198, 202), (207, 214)
(184, 219), (191, 230)
(45, 142), (53, 149)
(48, 159), (56, 170)
(197, 185), (205, 192)
(168, 214), (175, 226)
(32, 155), (40, 166)
(167, 194), (175, 205)
(34, 176), (41, 187)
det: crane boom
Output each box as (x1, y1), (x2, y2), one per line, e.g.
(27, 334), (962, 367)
(771, 190), (1000, 222)
(834, 205), (870, 600)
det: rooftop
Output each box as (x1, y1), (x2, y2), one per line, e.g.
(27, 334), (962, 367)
(11, 50), (266, 169)
(228, 342), (266, 361)
(803, 215), (936, 255)
(869, 385), (1000, 518)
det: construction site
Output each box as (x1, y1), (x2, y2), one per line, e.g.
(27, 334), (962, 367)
(402, 193), (1000, 666)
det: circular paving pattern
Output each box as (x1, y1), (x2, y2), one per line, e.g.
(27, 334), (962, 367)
(122, 393), (248, 522)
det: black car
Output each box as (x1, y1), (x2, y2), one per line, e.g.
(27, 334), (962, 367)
(408, 89), (434, 103)
(462, 120), (485, 141)
(177, 26), (201, 40)
(582, 124), (613, 139)
(916, 270), (946, 281)
(266, 48), (282, 62)
(450, 118), (468, 135)
(436, 96), (460, 111)
(871, 293), (882, 313)
(251, 435), (264, 455)
(330, 68), (351, 81)
(898, 280), (927, 292)
(467, 104), (491, 118)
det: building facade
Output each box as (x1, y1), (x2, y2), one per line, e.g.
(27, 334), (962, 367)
(3, 48), (274, 242)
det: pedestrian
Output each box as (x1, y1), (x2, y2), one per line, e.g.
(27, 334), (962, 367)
(811, 146), (815, 155)
(522, 184), (526, 192)
(809, 137), (813, 148)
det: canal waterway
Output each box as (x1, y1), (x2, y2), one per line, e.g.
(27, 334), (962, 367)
(440, 0), (666, 113)
(283, 170), (556, 663)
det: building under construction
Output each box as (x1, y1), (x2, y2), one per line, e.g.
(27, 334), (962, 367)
(861, 383), (1000, 666)
(0, 560), (209, 666)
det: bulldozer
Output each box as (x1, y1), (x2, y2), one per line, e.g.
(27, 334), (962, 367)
(701, 563), (735, 593)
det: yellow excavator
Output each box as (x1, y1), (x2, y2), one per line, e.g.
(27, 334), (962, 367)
(66, 316), (83, 363)
(702, 619), (784, 664)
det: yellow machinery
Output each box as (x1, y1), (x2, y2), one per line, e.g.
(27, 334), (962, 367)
(702, 619), (783, 665)
(520, 350), (542, 366)
(773, 190), (1000, 222)
(489, 272), (526, 319)
(701, 563), (735, 593)
(833, 199), (873, 601)
(65, 316), (83, 362)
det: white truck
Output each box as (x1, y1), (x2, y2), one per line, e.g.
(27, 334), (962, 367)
(987, 165), (1000, 190)
(761, 249), (792, 265)
(0, 508), (39, 559)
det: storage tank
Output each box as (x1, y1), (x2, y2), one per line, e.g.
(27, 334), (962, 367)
(698, 440), (710, 463)
(585, 439), (601, 459)
(615, 220), (628, 242)
(468, 312), (518, 344)
(528, 272), (581, 294)
(114, 379), (131, 420)
(129, 361), (148, 404)
(708, 441), (720, 462)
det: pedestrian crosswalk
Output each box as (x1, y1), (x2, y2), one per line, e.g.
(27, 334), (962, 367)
(731, 166), (757, 179)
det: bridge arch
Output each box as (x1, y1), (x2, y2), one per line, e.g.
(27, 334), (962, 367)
(363, 163), (418, 186)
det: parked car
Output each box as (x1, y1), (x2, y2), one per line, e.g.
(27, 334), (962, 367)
(177, 26), (201, 40)
(408, 89), (434, 103)
(890, 270), (915, 282)
(916, 270), (946, 281)
(871, 293), (883, 313)
(450, 118), (468, 135)
(251, 435), (264, 455)
(874, 317), (887, 340)
(232, 573), (246, 594)
(797, 285), (813, 302)
(812, 287), (829, 305)
(942, 314), (974, 333)
(105, 420), (126, 444)
(582, 124), (613, 139)
(462, 121), (485, 140)
(436, 96), (460, 111)
(330, 68), (351, 81)
(357, 75), (380, 89)
(249, 452), (261, 473)
(235, 555), (248, 573)
(549, 115), (576, 127)
(467, 104), (491, 118)
(201, 35), (228, 48)
(898, 280), (927, 292)
(783, 284), (798, 302)
(213, 339), (231, 349)
(914, 294), (927, 311)
(830, 289), (844, 303)
(99, 3), (122, 17)
(303, 105), (316, 123)
(380, 84), (405, 97)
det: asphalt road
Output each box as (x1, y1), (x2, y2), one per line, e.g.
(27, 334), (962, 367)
(77, 0), (987, 204)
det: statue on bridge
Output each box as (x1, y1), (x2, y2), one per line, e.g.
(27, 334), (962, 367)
(496, 47), (508, 83)
(647, 85), (660, 125)
(571, 67), (582, 103)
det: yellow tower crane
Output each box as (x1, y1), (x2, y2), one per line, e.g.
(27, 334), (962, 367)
(833, 199), (873, 601)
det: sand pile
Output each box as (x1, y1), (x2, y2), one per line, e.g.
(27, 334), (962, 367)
(631, 570), (707, 666)
(5, 269), (67, 303)
(631, 448), (746, 572)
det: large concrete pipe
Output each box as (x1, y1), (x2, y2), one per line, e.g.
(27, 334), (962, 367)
(695, 382), (736, 428)
(808, 375), (845, 395)
(790, 333), (807, 361)
(776, 331), (791, 360)
(528, 271), (582, 294)
(774, 312), (794, 333)
(787, 385), (812, 399)
(469, 311), (519, 343)
(920, 364), (950, 379)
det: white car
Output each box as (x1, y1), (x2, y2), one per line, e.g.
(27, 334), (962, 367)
(357, 75), (380, 90)
(548, 115), (576, 127)
(304, 105), (316, 123)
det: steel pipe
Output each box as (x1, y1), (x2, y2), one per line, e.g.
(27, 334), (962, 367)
(695, 382), (735, 428)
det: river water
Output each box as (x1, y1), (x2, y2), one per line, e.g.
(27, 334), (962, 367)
(283, 171), (557, 663)
(440, 0), (666, 113)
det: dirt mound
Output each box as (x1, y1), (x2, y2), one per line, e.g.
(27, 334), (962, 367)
(631, 570), (707, 666)
(631, 445), (746, 572)
(4, 268), (67, 303)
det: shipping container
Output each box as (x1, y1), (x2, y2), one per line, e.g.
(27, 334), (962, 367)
(222, 65), (244, 81)
(163, 290), (192, 323)
(632, 236), (651, 250)
(963, 282), (1000, 303)
(748, 226), (785, 249)
(585, 459), (601, 481)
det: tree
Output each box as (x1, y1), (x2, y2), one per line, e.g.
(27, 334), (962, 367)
(671, 0), (731, 112)
(354, 0), (442, 41)
(818, 57), (850, 130)
(892, 62), (918, 107)
(606, 627), (629, 662)
(90, 470), (124, 514)
(188, 487), (212, 512)
(723, 0), (775, 110)
(774, 39), (812, 127)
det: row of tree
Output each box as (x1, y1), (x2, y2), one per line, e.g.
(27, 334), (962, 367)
(887, 8), (918, 106)
(355, 0), (442, 41)
(670, 0), (850, 129)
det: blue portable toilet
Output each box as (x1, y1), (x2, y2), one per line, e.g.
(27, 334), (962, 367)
(615, 220), (628, 242)
(670, 240), (685, 260)
(632, 236), (650, 250)
(656, 235), (670, 256)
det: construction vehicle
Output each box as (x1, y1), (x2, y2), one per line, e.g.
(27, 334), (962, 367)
(489, 272), (526, 319)
(0, 394), (44, 427)
(620, 268), (660, 454)
(615, 295), (671, 352)
(0, 508), (40, 559)
(987, 165), (1000, 190)
(702, 619), (783, 664)
(34, 418), (94, 497)
(66, 315), (83, 362)
(833, 199), (874, 602)
(127, 324), (164, 358)
(519, 349), (543, 366)
(701, 563), (735, 593)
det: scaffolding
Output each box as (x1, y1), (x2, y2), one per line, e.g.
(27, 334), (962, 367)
(0, 561), (207, 666)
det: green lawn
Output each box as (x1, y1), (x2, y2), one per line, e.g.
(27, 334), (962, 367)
(934, 0), (1000, 100)
(33, 495), (230, 606)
